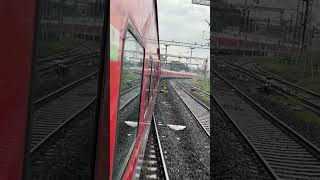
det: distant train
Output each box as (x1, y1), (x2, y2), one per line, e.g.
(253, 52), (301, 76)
(211, 34), (296, 55)
(161, 69), (198, 79)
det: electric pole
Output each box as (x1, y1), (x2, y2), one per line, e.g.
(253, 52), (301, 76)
(164, 44), (170, 69)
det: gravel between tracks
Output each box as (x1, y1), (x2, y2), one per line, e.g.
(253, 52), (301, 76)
(216, 61), (320, 149)
(211, 82), (271, 179)
(154, 80), (210, 179)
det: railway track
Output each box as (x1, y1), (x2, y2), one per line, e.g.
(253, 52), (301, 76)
(139, 114), (169, 180)
(37, 51), (100, 73)
(30, 72), (98, 153)
(121, 81), (141, 96)
(212, 70), (320, 179)
(170, 81), (210, 137)
(253, 65), (320, 107)
(223, 60), (320, 115)
(119, 84), (141, 110)
(38, 48), (83, 63)
(180, 81), (210, 97)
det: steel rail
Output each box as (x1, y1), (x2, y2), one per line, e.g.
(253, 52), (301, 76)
(181, 81), (210, 96)
(38, 52), (100, 72)
(224, 60), (320, 115)
(213, 69), (320, 159)
(33, 71), (98, 108)
(170, 81), (210, 137)
(38, 48), (82, 63)
(119, 93), (140, 111)
(176, 82), (209, 110)
(211, 92), (278, 180)
(120, 84), (141, 96)
(152, 113), (170, 180)
(255, 65), (320, 98)
(31, 98), (96, 153)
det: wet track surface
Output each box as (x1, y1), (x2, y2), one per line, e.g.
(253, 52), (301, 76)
(31, 76), (97, 151)
(170, 81), (210, 136)
(119, 85), (141, 110)
(212, 70), (320, 179)
(31, 102), (97, 180)
(212, 99), (272, 179)
(225, 59), (320, 115)
(154, 80), (210, 179)
(254, 66), (320, 113)
(140, 116), (169, 180)
(214, 57), (320, 150)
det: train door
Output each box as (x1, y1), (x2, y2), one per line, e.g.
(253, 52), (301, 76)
(23, 0), (108, 179)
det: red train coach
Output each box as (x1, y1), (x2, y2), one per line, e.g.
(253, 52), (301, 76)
(161, 69), (198, 79)
(0, 0), (161, 179)
(0, 0), (195, 179)
(110, 0), (161, 179)
(211, 34), (292, 55)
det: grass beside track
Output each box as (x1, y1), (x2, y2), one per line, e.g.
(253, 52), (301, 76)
(191, 77), (210, 92)
(190, 77), (210, 102)
(241, 56), (320, 94)
(271, 95), (320, 125)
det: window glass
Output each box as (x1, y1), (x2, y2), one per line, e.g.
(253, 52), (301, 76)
(145, 57), (153, 110)
(113, 30), (144, 179)
(153, 60), (157, 93)
(27, 0), (106, 179)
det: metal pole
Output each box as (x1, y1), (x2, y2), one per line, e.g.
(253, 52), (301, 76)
(190, 47), (196, 68)
(291, 0), (300, 63)
(165, 44), (170, 69)
(296, 0), (305, 64)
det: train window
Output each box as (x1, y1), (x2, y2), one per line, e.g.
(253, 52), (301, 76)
(26, 0), (106, 179)
(145, 57), (153, 112)
(152, 61), (158, 94)
(113, 30), (144, 179)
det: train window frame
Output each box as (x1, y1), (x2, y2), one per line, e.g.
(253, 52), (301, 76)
(152, 60), (157, 93)
(113, 22), (146, 179)
(144, 56), (153, 116)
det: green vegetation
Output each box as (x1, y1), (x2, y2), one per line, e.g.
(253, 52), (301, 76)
(37, 38), (77, 58)
(168, 61), (190, 72)
(121, 71), (140, 82)
(271, 95), (320, 125)
(243, 56), (320, 93)
(191, 77), (210, 92)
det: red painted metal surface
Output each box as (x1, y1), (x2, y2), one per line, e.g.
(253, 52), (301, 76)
(160, 69), (198, 79)
(211, 35), (295, 53)
(0, 1), (36, 179)
(110, 0), (160, 179)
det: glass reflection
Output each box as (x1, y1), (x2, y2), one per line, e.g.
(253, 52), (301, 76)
(29, 0), (105, 179)
(113, 31), (144, 179)
(145, 57), (153, 110)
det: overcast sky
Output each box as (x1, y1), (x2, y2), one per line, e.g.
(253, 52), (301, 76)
(158, 0), (210, 67)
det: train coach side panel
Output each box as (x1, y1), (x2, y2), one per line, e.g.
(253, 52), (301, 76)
(0, 1), (36, 179)
(110, 0), (160, 179)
